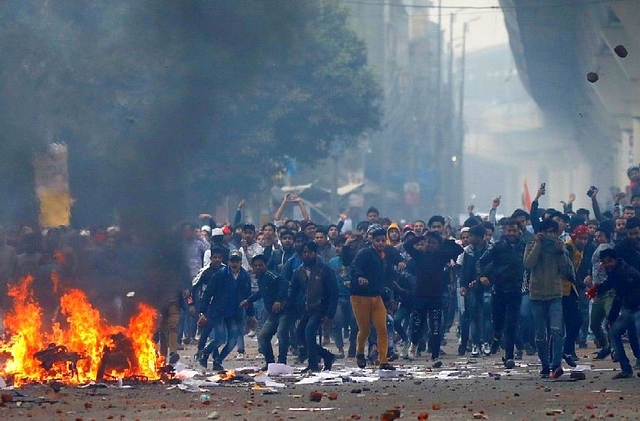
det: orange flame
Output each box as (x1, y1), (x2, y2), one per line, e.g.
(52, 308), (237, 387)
(0, 276), (161, 386)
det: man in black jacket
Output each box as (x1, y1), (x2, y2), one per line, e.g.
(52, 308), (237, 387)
(267, 230), (295, 274)
(477, 218), (527, 369)
(600, 248), (640, 378)
(289, 242), (339, 372)
(350, 227), (404, 370)
(404, 231), (463, 368)
(241, 255), (290, 371)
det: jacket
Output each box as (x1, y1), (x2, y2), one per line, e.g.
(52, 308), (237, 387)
(459, 242), (487, 289)
(349, 245), (403, 297)
(289, 260), (338, 319)
(478, 236), (527, 294)
(267, 247), (296, 274)
(247, 270), (288, 314)
(605, 259), (640, 315)
(524, 238), (574, 301)
(404, 237), (463, 298)
(198, 266), (251, 319)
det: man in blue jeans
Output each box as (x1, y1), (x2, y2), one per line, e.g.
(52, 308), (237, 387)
(197, 250), (252, 370)
(241, 254), (290, 371)
(600, 248), (640, 379)
(524, 219), (574, 379)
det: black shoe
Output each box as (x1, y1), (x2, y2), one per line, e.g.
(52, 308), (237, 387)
(356, 353), (367, 369)
(300, 365), (320, 374)
(388, 351), (399, 362)
(432, 359), (443, 368)
(169, 352), (180, 365)
(578, 342), (588, 349)
(458, 344), (466, 356)
(490, 338), (500, 355)
(612, 371), (633, 379)
(379, 363), (396, 370)
(212, 362), (224, 371)
(563, 354), (577, 368)
(504, 359), (515, 369)
(540, 370), (550, 379)
(595, 347), (611, 360)
(323, 353), (336, 371)
(525, 344), (536, 356)
(347, 350), (356, 358)
(194, 351), (208, 368)
(550, 366), (564, 379)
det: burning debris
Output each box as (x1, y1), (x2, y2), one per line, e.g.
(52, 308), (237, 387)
(33, 343), (85, 379)
(0, 275), (163, 387)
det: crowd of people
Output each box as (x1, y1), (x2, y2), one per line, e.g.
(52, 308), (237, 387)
(3, 170), (640, 381)
(184, 178), (640, 379)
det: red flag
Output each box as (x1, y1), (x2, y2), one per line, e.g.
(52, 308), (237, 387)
(522, 180), (532, 212)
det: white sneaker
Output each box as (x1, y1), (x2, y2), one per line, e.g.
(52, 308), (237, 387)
(481, 342), (491, 356)
(471, 344), (480, 357)
(247, 330), (257, 338)
(408, 343), (417, 360)
(236, 353), (245, 360)
(256, 353), (264, 359)
(401, 341), (410, 359)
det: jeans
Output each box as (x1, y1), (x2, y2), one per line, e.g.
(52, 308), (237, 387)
(531, 298), (564, 371)
(411, 296), (443, 360)
(492, 290), (521, 360)
(590, 289), (615, 348)
(578, 293), (590, 345)
(258, 311), (293, 364)
(516, 293), (534, 350)
(610, 308), (640, 373)
(351, 295), (389, 364)
(333, 298), (355, 349)
(393, 304), (412, 343)
(236, 311), (246, 353)
(296, 310), (332, 368)
(178, 295), (196, 344)
(463, 288), (491, 347)
(203, 315), (242, 364)
(562, 292), (582, 356)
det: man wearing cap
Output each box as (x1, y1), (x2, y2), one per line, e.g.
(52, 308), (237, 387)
(203, 228), (231, 267)
(197, 250), (252, 370)
(300, 220), (317, 241)
(350, 226), (404, 370)
(192, 246), (227, 360)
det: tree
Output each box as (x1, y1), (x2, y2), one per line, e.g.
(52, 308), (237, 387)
(0, 0), (381, 228)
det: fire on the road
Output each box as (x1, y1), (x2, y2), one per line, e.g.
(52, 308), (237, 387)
(0, 275), (162, 386)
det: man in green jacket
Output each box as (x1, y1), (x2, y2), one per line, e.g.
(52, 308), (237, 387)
(524, 219), (574, 379)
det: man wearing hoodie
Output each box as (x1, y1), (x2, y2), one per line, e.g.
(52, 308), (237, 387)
(404, 232), (463, 367)
(524, 219), (574, 379)
(386, 223), (402, 248)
